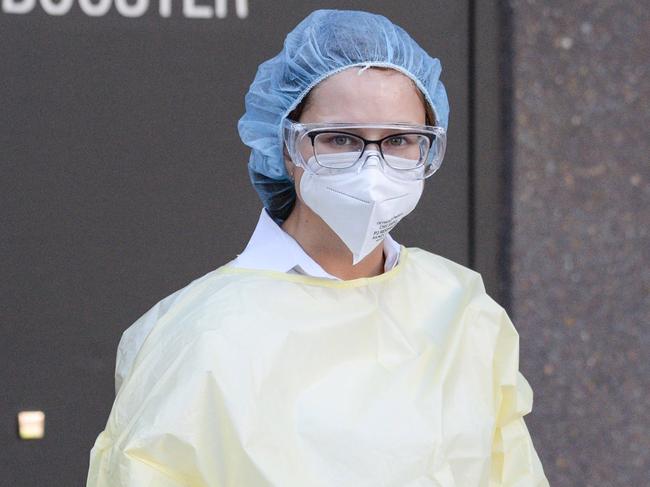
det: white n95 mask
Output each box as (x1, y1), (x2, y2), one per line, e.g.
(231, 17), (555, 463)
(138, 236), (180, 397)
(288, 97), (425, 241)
(299, 151), (424, 265)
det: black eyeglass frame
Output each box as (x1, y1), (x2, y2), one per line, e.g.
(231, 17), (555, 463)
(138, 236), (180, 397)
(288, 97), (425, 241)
(305, 129), (437, 170)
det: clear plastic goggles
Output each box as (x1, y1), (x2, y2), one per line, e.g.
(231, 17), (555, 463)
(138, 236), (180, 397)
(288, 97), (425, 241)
(282, 118), (447, 181)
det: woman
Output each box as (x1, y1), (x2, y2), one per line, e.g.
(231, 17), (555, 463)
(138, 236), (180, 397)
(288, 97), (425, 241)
(87, 9), (549, 486)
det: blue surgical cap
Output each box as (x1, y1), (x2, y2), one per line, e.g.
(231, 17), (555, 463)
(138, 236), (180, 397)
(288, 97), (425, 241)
(237, 9), (450, 223)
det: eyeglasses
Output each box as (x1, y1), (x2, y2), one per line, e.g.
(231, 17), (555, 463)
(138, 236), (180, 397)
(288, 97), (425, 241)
(282, 118), (447, 181)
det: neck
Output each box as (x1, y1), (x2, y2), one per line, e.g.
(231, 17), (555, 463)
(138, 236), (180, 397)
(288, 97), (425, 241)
(281, 199), (386, 280)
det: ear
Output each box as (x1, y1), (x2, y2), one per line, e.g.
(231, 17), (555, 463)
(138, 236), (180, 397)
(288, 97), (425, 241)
(283, 146), (295, 181)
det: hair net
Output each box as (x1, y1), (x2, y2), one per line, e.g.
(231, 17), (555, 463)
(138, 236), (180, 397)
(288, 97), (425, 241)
(237, 9), (450, 223)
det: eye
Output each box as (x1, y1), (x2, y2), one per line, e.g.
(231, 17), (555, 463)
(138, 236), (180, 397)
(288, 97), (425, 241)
(317, 133), (358, 147)
(331, 135), (354, 146)
(386, 136), (407, 146)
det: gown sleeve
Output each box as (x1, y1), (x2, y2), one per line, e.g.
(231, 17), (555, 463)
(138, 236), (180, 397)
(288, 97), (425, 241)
(488, 303), (550, 487)
(86, 331), (272, 487)
(86, 429), (189, 487)
(86, 336), (209, 487)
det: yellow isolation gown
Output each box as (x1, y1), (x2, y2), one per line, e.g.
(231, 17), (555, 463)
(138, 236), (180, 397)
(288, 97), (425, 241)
(86, 246), (549, 486)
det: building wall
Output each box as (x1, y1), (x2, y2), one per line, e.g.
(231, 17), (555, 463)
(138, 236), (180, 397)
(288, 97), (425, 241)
(508, 1), (649, 485)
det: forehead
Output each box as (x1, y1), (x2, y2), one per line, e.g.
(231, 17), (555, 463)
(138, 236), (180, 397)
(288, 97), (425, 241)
(316, 66), (417, 91)
(301, 67), (426, 125)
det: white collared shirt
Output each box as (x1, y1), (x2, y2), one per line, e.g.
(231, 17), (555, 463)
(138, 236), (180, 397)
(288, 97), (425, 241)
(230, 208), (401, 280)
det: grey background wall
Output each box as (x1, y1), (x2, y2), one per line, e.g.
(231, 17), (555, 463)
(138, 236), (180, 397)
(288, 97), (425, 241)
(506, 1), (649, 485)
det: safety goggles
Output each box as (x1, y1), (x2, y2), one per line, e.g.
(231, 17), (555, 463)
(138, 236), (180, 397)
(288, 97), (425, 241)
(282, 118), (447, 181)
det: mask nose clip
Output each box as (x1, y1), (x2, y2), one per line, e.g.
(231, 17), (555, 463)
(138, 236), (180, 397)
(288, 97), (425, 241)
(357, 149), (383, 173)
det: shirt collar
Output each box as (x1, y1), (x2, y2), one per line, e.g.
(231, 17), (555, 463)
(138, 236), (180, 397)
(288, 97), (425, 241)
(232, 208), (401, 280)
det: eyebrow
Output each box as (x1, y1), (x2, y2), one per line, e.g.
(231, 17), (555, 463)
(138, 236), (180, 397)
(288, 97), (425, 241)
(313, 125), (425, 135)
